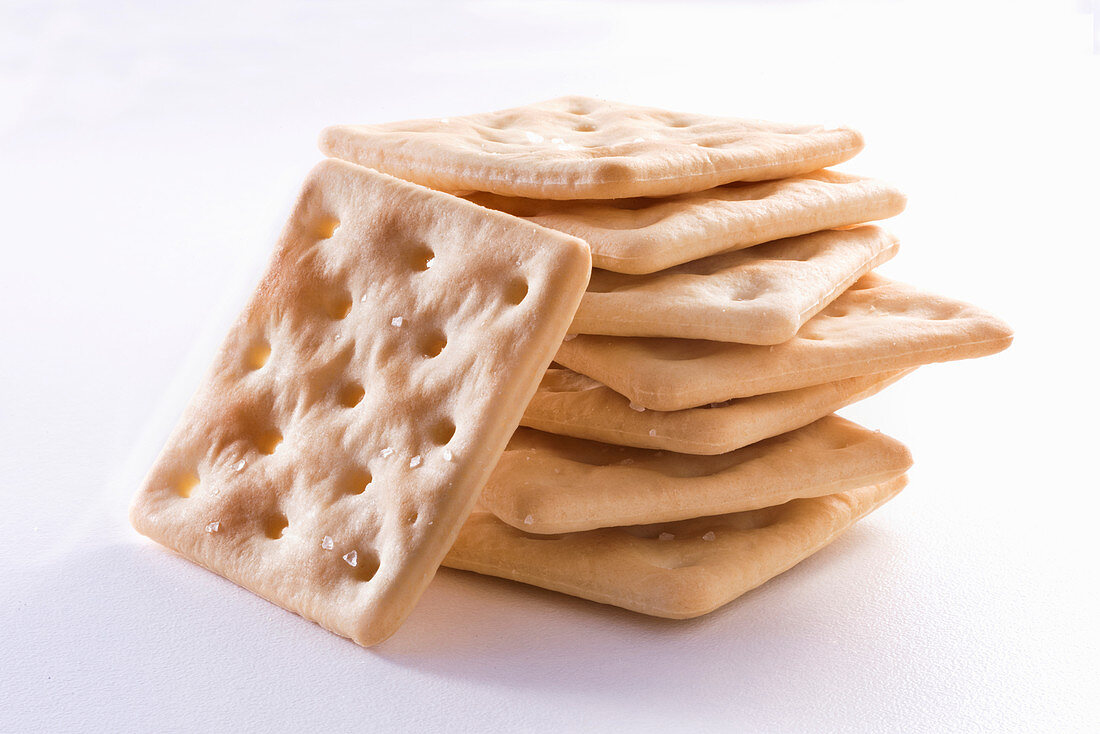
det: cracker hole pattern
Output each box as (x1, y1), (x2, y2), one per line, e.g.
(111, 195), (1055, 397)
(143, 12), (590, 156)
(430, 419), (456, 446)
(351, 549), (381, 582)
(342, 468), (372, 495)
(337, 382), (365, 408)
(419, 330), (447, 358)
(504, 278), (529, 305)
(408, 244), (435, 272)
(313, 217), (340, 240)
(256, 430), (283, 455)
(264, 513), (289, 540)
(174, 471), (200, 498)
(245, 341), (271, 370)
(323, 292), (353, 320)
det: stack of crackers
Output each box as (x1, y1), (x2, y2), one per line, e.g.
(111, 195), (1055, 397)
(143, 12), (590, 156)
(131, 97), (1012, 646)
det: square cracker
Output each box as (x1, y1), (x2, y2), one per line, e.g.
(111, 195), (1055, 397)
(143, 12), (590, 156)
(482, 415), (912, 534)
(319, 96), (864, 200)
(523, 367), (911, 455)
(129, 159), (591, 646)
(469, 170), (906, 273)
(556, 274), (1013, 411)
(445, 475), (907, 619)
(571, 225), (899, 344)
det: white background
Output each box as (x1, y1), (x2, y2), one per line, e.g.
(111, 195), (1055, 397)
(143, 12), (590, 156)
(2, 1), (1098, 731)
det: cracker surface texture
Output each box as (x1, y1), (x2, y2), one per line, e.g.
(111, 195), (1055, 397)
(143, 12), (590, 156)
(523, 368), (910, 454)
(482, 416), (912, 534)
(556, 274), (1013, 410)
(445, 476), (907, 618)
(130, 159), (591, 646)
(571, 225), (899, 343)
(320, 96), (864, 200)
(470, 170), (905, 273)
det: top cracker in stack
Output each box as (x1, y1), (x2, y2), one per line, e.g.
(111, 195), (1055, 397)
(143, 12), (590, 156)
(320, 95), (865, 201)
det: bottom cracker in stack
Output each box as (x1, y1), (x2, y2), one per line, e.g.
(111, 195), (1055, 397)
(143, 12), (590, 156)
(447, 475), (906, 619)
(443, 416), (911, 617)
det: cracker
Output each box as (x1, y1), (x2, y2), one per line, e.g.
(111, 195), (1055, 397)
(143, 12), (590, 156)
(556, 274), (1013, 411)
(571, 225), (898, 344)
(319, 96), (864, 200)
(129, 160), (591, 646)
(469, 170), (906, 273)
(523, 367), (911, 454)
(445, 475), (907, 618)
(482, 415), (911, 534)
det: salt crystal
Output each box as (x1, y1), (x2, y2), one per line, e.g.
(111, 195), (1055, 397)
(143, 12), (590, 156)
(648, 429), (657, 437)
(629, 402), (646, 412)
(380, 447), (395, 458)
(632, 137), (645, 143)
(343, 550), (358, 567)
(702, 531), (716, 542)
(360, 293), (368, 302)
(524, 515), (534, 525)
(232, 459), (245, 472)
(524, 131), (545, 143)
(563, 334), (577, 342)
(425, 257), (435, 269)
(658, 532), (674, 542)
(409, 455), (422, 468)
(442, 448), (454, 461)
(205, 521), (220, 534)
(391, 316), (403, 327)
(321, 535), (334, 550)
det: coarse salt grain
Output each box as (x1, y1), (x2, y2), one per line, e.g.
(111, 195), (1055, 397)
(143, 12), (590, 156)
(321, 535), (334, 550)
(524, 131), (544, 143)
(391, 316), (403, 327)
(442, 448), (454, 461)
(629, 402), (646, 412)
(632, 137), (645, 143)
(648, 429), (657, 437)
(524, 515), (534, 525)
(343, 550), (358, 567)
(232, 459), (245, 472)
(380, 447), (394, 458)
(658, 532), (674, 542)
(702, 531), (716, 542)
(563, 334), (577, 342)
(205, 521), (220, 533)
(409, 455), (422, 468)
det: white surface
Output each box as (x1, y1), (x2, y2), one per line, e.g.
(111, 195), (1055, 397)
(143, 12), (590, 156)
(2, 1), (1098, 731)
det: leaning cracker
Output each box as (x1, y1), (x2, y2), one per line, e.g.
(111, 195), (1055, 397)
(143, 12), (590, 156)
(483, 416), (912, 534)
(320, 96), (863, 200)
(556, 274), (1013, 411)
(445, 476), (907, 619)
(130, 160), (591, 646)
(570, 225), (899, 344)
(469, 170), (906, 273)
(523, 367), (911, 454)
